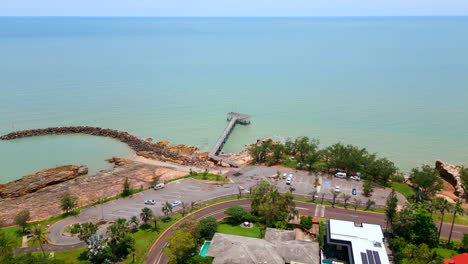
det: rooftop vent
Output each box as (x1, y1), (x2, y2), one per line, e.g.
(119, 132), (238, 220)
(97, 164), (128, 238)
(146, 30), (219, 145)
(374, 242), (382, 247)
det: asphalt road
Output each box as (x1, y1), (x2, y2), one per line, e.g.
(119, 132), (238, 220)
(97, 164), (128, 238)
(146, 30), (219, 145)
(145, 199), (468, 264)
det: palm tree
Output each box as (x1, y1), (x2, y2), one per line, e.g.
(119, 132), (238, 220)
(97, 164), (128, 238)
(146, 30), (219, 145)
(365, 199), (376, 210)
(309, 189), (317, 202)
(140, 207), (153, 225)
(181, 202), (187, 217)
(0, 231), (15, 257)
(162, 202), (173, 218)
(352, 199), (362, 211)
(330, 190), (339, 208)
(427, 199), (439, 218)
(237, 186), (243, 199)
(30, 225), (47, 257)
(130, 215), (139, 229)
(342, 194), (352, 209)
(320, 192), (326, 204)
(437, 199), (452, 240)
(448, 201), (464, 243)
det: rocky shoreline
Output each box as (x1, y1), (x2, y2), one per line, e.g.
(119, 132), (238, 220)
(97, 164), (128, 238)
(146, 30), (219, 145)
(1, 126), (208, 166)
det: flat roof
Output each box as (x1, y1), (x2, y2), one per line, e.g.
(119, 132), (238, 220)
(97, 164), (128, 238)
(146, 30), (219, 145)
(329, 219), (390, 264)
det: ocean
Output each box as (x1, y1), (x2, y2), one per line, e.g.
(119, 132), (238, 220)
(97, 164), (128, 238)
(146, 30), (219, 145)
(1, 17), (467, 183)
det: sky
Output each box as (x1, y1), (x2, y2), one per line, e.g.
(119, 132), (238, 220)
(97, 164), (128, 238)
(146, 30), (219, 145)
(1, 0), (468, 16)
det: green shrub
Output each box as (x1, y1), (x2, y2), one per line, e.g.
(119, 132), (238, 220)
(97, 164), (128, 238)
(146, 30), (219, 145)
(300, 216), (313, 229)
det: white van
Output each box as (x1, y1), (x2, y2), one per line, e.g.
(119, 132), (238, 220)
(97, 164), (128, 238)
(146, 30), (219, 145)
(153, 183), (165, 190)
(335, 172), (347, 178)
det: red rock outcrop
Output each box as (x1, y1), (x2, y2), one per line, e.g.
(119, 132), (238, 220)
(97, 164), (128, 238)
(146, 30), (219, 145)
(436, 160), (464, 198)
(0, 165), (88, 198)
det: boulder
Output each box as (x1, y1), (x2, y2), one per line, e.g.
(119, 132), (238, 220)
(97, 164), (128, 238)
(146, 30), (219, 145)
(435, 160), (464, 197)
(0, 165), (88, 198)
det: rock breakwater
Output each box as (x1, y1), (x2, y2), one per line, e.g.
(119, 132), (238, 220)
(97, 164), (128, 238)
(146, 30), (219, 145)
(1, 126), (207, 166)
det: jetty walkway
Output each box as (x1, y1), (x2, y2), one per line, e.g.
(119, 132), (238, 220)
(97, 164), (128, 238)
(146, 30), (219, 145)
(208, 112), (251, 167)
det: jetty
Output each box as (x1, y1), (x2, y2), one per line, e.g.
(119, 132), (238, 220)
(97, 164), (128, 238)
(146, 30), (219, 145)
(208, 112), (251, 167)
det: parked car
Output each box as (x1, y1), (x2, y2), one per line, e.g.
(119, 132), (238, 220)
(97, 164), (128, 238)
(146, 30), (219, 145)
(286, 179), (292, 185)
(350, 176), (360, 181)
(335, 172), (347, 178)
(171, 200), (182, 207)
(154, 183), (165, 190)
(282, 173), (288, 179)
(144, 200), (156, 205)
(289, 174), (293, 179)
(335, 186), (341, 192)
(352, 188), (357, 195)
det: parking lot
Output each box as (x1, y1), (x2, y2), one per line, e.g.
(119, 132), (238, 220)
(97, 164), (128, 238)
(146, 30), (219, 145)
(231, 166), (406, 206)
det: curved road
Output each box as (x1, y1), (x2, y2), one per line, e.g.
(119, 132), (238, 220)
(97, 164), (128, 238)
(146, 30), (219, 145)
(145, 199), (468, 264)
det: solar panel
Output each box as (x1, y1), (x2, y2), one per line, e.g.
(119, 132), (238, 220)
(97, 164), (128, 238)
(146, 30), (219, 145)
(372, 251), (382, 264)
(366, 250), (375, 264)
(361, 252), (369, 264)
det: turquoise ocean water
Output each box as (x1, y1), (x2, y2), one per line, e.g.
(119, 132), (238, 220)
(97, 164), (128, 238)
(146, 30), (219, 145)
(1, 17), (467, 183)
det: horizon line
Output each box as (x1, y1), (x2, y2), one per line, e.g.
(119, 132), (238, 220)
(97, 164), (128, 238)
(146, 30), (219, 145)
(1, 15), (468, 18)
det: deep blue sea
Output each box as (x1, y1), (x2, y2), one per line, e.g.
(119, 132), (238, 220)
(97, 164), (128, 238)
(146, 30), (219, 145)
(1, 17), (467, 182)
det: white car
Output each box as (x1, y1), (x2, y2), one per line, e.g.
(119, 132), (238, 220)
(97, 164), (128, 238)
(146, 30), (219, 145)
(282, 173), (288, 179)
(171, 200), (182, 207)
(335, 186), (341, 192)
(289, 174), (293, 178)
(335, 172), (347, 178)
(286, 179), (292, 185)
(350, 176), (360, 181)
(144, 200), (156, 205)
(153, 183), (165, 190)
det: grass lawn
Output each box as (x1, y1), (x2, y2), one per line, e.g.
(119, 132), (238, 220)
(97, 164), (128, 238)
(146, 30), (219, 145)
(391, 182), (415, 199)
(1, 225), (23, 249)
(191, 173), (229, 182)
(217, 223), (261, 238)
(433, 213), (468, 226)
(280, 156), (298, 169)
(434, 248), (459, 259)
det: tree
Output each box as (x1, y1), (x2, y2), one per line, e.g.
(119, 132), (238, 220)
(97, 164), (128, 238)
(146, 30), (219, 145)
(14, 210), (30, 233)
(365, 199), (375, 210)
(402, 243), (442, 264)
(87, 234), (110, 264)
(437, 198), (452, 240)
(268, 143), (284, 166)
(30, 225), (47, 257)
(163, 231), (196, 264)
(385, 189), (398, 228)
(342, 194), (351, 209)
(199, 217), (218, 240)
(92, 197), (106, 220)
(365, 157), (398, 186)
(151, 174), (162, 186)
(0, 231), (15, 257)
(237, 186), (243, 199)
(314, 176), (320, 188)
(393, 207), (439, 247)
(448, 201), (464, 244)
(108, 218), (134, 260)
(300, 216), (313, 229)
(352, 198), (362, 211)
(324, 143), (369, 174)
(78, 222), (98, 245)
(363, 181), (374, 197)
(181, 202), (187, 217)
(121, 177), (131, 197)
(130, 216), (139, 229)
(176, 218), (201, 240)
(109, 218), (130, 242)
(320, 192), (326, 204)
(162, 202), (173, 218)
(409, 165), (443, 199)
(140, 207), (153, 225)
(330, 190), (339, 208)
(152, 217), (160, 232)
(309, 188), (317, 202)
(250, 180), (298, 226)
(60, 192), (78, 214)
(224, 206), (248, 224)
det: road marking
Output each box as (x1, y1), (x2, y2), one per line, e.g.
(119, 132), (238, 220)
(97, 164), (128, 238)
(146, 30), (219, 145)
(314, 205), (325, 217)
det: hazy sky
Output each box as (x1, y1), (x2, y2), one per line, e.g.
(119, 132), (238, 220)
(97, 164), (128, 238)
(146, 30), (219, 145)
(1, 0), (468, 16)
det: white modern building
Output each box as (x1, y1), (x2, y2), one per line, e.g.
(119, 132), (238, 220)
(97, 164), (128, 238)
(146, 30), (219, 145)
(324, 219), (390, 264)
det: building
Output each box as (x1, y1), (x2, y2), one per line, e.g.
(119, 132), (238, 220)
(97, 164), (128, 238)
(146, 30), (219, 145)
(444, 253), (468, 264)
(324, 219), (390, 264)
(205, 228), (320, 264)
